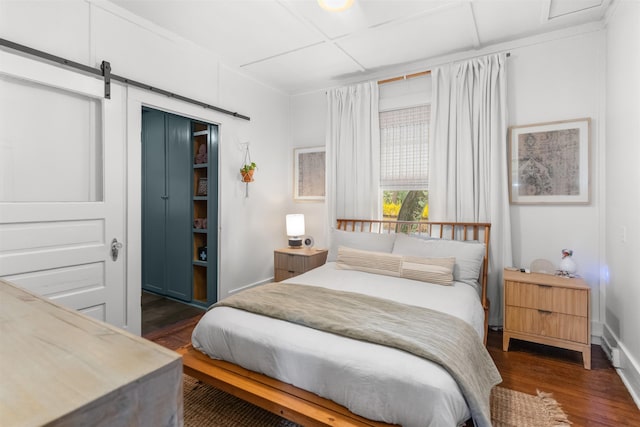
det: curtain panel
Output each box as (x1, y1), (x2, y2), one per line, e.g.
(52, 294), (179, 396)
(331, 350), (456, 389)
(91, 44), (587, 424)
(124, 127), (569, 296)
(429, 53), (513, 326)
(325, 81), (381, 228)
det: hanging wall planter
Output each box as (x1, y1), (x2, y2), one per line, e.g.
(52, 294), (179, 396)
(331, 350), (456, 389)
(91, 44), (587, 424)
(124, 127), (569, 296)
(239, 144), (256, 198)
(240, 162), (256, 182)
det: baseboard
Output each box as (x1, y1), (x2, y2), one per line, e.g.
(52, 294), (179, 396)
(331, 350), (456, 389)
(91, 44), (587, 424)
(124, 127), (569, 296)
(227, 278), (273, 295)
(600, 329), (621, 367)
(603, 324), (640, 408)
(591, 320), (603, 346)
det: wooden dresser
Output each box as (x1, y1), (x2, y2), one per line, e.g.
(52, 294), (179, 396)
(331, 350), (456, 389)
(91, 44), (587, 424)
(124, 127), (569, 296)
(0, 279), (183, 426)
(274, 247), (328, 282)
(503, 269), (591, 369)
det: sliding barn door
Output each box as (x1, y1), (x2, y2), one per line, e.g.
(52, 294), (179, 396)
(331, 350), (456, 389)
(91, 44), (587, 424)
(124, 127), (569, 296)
(0, 50), (127, 327)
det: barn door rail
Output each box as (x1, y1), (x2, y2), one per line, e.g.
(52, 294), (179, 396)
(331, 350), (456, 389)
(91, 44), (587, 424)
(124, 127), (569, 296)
(0, 38), (250, 121)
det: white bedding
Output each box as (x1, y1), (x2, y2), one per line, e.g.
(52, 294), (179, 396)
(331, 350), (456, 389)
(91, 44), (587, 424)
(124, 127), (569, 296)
(192, 262), (485, 427)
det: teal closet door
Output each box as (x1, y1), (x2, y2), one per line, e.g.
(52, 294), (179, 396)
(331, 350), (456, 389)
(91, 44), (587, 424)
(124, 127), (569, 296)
(141, 109), (192, 302)
(142, 109), (167, 294)
(165, 114), (192, 301)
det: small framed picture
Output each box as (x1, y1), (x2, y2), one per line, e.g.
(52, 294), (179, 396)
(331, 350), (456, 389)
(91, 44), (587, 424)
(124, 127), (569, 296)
(294, 146), (325, 201)
(196, 177), (208, 196)
(508, 118), (590, 204)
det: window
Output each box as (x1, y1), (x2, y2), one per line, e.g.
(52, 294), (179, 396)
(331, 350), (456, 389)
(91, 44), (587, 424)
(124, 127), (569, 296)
(379, 104), (430, 221)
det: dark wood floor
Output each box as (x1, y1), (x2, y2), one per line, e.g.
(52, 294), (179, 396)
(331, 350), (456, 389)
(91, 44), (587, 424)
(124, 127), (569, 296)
(146, 312), (639, 426)
(487, 332), (639, 426)
(141, 291), (205, 336)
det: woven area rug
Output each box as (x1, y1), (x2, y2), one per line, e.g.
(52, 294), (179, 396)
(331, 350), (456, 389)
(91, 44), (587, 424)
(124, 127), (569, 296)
(183, 374), (570, 426)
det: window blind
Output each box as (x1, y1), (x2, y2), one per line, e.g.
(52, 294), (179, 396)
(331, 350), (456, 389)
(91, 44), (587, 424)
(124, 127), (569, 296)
(379, 104), (430, 190)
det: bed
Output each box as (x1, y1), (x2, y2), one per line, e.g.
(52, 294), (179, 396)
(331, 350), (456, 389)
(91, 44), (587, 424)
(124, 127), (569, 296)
(179, 219), (499, 427)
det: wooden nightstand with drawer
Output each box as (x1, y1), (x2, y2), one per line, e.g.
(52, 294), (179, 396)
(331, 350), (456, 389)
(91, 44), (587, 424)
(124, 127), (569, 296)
(503, 269), (591, 369)
(274, 247), (328, 282)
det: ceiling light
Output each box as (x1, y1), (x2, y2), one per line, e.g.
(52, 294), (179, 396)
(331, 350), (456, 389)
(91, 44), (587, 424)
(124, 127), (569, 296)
(317, 0), (354, 12)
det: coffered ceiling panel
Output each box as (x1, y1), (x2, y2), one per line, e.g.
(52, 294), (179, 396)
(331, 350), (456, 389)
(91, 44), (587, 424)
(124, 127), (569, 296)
(337, 3), (477, 70)
(281, 0), (453, 40)
(241, 41), (365, 94)
(472, 1), (547, 45)
(111, 0), (324, 67)
(549, 0), (604, 18)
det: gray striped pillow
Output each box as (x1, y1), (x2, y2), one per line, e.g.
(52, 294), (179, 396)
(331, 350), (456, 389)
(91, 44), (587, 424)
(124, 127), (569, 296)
(336, 246), (402, 277)
(336, 246), (455, 286)
(401, 256), (455, 285)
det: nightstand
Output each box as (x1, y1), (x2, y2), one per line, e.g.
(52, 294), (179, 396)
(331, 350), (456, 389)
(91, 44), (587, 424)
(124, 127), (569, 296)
(274, 248), (328, 282)
(503, 268), (591, 369)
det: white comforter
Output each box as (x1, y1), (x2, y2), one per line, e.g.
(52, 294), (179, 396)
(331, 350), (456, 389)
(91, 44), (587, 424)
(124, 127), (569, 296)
(192, 262), (485, 427)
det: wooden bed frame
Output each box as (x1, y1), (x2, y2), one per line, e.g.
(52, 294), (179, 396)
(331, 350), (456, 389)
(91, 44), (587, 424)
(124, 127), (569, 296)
(179, 219), (491, 427)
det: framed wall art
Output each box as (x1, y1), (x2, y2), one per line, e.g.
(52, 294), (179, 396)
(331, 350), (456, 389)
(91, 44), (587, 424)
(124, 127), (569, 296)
(508, 118), (591, 204)
(196, 177), (208, 196)
(294, 146), (325, 201)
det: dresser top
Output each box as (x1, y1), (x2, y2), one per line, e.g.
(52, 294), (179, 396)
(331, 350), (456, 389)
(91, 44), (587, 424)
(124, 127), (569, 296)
(0, 279), (181, 426)
(504, 268), (589, 290)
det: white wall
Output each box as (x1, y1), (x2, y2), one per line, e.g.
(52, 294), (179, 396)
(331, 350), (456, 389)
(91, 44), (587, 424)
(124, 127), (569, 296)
(604, 0), (640, 405)
(0, 1), (291, 320)
(288, 91), (328, 247)
(507, 30), (605, 335)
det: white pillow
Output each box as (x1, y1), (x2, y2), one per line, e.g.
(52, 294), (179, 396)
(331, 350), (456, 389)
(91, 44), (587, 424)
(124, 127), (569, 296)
(327, 229), (396, 262)
(392, 233), (485, 283)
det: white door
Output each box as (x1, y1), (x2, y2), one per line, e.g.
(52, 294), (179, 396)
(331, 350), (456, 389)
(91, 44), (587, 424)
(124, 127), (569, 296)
(0, 50), (128, 328)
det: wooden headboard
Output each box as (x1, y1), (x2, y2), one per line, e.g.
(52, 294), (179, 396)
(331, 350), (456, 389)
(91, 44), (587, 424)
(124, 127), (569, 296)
(336, 218), (492, 344)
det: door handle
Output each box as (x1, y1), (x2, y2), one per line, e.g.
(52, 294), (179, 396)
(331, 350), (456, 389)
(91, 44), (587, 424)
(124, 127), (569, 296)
(111, 238), (123, 261)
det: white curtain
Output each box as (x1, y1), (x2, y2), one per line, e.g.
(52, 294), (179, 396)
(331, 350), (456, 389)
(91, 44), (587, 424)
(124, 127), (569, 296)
(325, 81), (381, 228)
(429, 53), (513, 326)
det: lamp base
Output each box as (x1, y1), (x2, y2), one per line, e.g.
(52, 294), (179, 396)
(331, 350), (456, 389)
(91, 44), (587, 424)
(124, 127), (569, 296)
(288, 237), (303, 248)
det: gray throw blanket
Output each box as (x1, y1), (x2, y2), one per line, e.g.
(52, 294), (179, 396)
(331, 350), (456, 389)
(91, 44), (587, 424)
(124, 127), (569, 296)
(213, 282), (501, 427)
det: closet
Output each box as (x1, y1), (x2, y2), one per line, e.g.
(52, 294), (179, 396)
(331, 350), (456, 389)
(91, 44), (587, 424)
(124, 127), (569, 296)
(142, 107), (218, 306)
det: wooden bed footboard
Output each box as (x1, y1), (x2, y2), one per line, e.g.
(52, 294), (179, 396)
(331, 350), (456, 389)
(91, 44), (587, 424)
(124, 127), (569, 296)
(178, 344), (397, 427)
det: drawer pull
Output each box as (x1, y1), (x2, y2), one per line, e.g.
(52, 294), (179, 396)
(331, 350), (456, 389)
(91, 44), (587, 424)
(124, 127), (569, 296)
(288, 270), (295, 273)
(538, 309), (552, 314)
(538, 284), (552, 288)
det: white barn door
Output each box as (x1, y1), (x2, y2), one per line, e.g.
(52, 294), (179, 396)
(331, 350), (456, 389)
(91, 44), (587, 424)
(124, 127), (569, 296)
(0, 50), (127, 328)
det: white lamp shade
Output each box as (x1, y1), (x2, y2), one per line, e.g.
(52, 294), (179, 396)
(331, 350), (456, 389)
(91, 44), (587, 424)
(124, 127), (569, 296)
(286, 214), (305, 237)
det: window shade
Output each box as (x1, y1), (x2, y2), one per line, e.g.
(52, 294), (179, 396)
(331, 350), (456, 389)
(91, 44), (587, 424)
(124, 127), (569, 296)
(379, 104), (430, 190)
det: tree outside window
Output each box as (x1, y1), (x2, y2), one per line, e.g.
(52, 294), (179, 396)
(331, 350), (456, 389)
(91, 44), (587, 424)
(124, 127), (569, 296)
(383, 190), (428, 221)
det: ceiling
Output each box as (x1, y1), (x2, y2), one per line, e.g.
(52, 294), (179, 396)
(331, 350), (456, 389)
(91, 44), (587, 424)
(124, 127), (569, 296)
(109, 0), (611, 94)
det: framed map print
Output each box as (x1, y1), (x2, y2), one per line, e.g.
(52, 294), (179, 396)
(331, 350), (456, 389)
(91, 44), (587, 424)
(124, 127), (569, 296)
(294, 146), (325, 201)
(508, 118), (590, 204)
